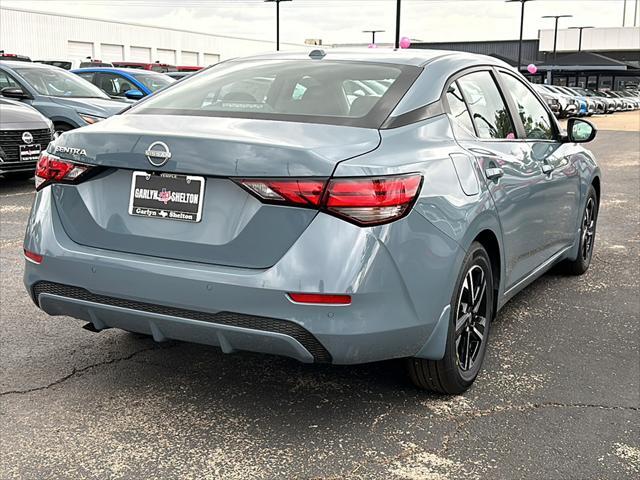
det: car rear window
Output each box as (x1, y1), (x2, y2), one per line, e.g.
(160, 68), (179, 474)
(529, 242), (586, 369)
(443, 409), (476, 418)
(130, 60), (421, 128)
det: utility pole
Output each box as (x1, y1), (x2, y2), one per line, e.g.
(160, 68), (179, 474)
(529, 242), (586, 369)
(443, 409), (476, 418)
(542, 15), (572, 60)
(623, 0), (627, 26)
(569, 26), (595, 52)
(507, 0), (534, 72)
(394, 0), (401, 49)
(265, 0), (291, 51)
(363, 29), (385, 45)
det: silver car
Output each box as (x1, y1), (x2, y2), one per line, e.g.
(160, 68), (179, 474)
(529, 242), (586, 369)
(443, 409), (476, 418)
(0, 98), (53, 180)
(24, 50), (601, 394)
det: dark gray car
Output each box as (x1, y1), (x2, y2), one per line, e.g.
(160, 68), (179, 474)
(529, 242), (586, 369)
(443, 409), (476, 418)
(0, 61), (126, 136)
(0, 98), (52, 180)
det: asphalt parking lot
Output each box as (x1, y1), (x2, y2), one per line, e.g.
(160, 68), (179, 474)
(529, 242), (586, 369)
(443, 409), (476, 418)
(1, 113), (639, 480)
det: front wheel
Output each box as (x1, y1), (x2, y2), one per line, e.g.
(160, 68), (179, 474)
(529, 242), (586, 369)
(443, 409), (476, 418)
(407, 242), (494, 394)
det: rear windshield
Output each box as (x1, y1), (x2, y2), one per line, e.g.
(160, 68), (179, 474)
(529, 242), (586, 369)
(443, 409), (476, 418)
(130, 60), (421, 128)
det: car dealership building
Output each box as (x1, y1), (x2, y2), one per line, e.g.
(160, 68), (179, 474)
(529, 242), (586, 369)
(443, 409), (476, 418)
(0, 6), (305, 67)
(410, 26), (640, 91)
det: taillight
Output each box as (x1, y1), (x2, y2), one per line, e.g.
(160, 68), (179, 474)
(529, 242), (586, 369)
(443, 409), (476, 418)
(325, 174), (422, 225)
(35, 151), (91, 191)
(236, 173), (422, 226)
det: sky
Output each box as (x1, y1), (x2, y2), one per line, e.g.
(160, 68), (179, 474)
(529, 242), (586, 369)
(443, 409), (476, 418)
(3, 0), (638, 45)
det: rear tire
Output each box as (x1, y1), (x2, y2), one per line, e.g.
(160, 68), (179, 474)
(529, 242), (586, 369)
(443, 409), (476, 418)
(560, 185), (598, 275)
(407, 242), (494, 394)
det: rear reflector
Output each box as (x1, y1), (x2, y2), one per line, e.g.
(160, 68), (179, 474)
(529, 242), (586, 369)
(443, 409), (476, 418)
(35, 152), (90, 191)
(288, 293), (352, 305)
(236, 173), (422, 226)
(24, 249), (43, 264)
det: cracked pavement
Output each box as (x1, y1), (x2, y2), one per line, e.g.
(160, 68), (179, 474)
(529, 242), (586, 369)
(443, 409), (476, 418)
(1, 113), (639, 479)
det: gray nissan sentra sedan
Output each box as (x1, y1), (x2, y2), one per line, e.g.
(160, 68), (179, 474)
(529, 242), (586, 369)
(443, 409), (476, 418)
(23, 50), (601, 394)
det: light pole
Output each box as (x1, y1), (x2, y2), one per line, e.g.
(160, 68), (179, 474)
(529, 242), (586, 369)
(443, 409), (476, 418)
(264, 0), (291, 51)
(394, 0), (401, 49)
(507, 0), (534, 72)
(569, 26), (595, 51)
(623, 0), (627, 26)
(542, 15), (572, 61)
(363, 29), (385, 45)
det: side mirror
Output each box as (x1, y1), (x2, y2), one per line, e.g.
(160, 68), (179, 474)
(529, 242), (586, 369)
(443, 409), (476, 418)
(565, 117), (597, 143)
(124, 89), (144, 100)
(1, 87), (27, 99)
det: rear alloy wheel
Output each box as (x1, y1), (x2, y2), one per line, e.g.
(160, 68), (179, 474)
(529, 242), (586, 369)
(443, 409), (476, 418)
(407, 242), (494, 394)
(561, 185), (598, 275)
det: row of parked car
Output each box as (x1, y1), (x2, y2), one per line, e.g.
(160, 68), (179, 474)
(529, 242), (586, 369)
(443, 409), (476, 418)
(0, 50), (638, 182)
(0, 53), (207, 179)
(534, 83), (640, 118)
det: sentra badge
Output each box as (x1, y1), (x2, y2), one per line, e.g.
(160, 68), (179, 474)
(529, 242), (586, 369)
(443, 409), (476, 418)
(55, 145), (87, 156)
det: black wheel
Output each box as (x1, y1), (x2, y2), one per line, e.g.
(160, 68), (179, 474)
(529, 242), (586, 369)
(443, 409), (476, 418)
(561, 185), (599, 275)
(407, 242), (494, 394)
(3, 171), (33, 181)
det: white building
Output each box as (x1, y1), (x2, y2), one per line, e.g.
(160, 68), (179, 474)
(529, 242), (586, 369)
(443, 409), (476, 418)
(0, 6), (306, 66)
(539, 27), (639, 54)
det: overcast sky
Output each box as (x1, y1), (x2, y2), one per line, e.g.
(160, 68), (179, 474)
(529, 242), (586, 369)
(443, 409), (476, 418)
(4, 0), (637, 45)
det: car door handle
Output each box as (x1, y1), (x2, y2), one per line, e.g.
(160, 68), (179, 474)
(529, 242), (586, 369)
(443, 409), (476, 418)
(485, 167), (504, 180)
(541, 163), (555, 175)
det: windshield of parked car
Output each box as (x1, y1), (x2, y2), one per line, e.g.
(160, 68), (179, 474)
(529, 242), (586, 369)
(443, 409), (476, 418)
(15, 66), (110, 98)
(130, 71), (174, 92)
(130, 60), (421, 128)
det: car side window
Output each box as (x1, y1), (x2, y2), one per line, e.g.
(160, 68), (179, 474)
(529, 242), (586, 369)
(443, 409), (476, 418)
(457, 71), (516, 140)
(445, 81), (475, 134)
(499, 73), (555, 140)
(96, 73), (133, 97)
(75, 72), (94, 83)
(0, 70), (21, 90)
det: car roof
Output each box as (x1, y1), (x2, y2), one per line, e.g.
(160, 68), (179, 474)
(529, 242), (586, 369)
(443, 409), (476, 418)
(72, 67), (167, 76)
(0, 60), (60, 69)
(235, 48), (510, 68)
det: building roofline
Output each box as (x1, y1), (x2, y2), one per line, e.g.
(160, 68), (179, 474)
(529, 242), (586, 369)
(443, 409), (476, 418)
(0, 6), (307, 47)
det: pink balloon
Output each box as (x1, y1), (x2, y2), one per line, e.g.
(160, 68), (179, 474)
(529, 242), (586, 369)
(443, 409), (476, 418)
(527, 63), (537, 74)
(399, 36), (411, 49)
(368, 43), (377, 49)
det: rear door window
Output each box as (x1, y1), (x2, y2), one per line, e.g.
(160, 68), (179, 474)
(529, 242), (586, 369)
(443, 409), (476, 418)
(457, 71), (516, 139)
(445, 81), (475, 134)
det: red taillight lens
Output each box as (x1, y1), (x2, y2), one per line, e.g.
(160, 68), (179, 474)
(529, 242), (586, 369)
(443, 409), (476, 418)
(288, 293), (352, 305)
(238, 179), (326, 207)
(237, 174), (422, 226)
(24, 249), (43, 264)
(325, 174), (422, 225)
(35, 152), (90, 191)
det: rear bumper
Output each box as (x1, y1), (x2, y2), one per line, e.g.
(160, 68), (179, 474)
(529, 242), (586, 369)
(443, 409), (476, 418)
(24, 187), (463, 364)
